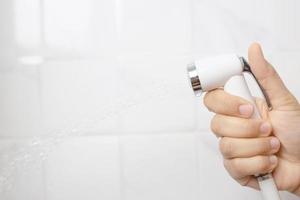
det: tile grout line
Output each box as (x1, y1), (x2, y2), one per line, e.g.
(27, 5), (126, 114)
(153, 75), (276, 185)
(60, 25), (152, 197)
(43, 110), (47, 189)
(117, 135), (126, 200)
(192, 132), (204, 197)
(41, 158), (48, 200)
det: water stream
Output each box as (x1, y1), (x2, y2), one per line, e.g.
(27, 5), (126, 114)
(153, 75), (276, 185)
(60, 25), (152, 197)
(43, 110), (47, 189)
(0, 78), (188, 193)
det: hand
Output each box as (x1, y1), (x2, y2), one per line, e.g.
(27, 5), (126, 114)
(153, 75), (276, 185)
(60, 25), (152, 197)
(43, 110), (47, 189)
(203, 43), (300, 195)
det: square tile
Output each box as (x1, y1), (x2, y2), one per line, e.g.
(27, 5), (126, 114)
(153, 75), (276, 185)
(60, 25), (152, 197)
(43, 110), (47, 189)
(44, 0), (93, 53)
(190, 0), (300, 54)
(117, 56), (197, 133)
(0, 67), (42, 137)
(0, 139), (46, 200)
(14, 0), (42, 48)
(44, 0), (117, 57)
(40, 59), (120, 134)
(0, 1), (14, 56)
(119, 0), (192, 55)
(90, 0), (117, 56)
(120, 133), (200, 200)
(44, 136), (121, 200)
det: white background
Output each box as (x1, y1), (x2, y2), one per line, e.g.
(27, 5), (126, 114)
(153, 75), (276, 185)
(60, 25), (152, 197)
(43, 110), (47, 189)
(0, 0), (299, 199)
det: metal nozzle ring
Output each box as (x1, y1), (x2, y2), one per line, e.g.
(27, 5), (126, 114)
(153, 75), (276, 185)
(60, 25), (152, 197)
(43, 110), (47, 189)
(187, 63), (202, 96)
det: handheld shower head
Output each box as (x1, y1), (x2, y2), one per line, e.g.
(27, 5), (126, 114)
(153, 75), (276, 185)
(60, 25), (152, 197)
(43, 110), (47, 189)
(187, 54), (243, 94)
(187, 54), (272, 109)
(186, 54), (279, 200)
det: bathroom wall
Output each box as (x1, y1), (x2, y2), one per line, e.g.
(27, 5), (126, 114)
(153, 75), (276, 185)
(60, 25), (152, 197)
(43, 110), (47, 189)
(0, 0), (299, 199)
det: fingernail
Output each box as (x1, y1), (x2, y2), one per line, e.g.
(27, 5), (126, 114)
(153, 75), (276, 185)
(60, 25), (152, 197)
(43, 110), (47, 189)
(269, 155), (277, 165)
(239, 104), (253, 117)
(260, 122), (271, 135)
(270, 138), (280, 149)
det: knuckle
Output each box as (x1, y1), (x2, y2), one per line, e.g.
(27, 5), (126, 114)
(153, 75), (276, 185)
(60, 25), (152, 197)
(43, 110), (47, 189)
(230, 159), (244, 177)
(219, 138), (234, 158)
(259, 144), (270, 155)
(224, 159), (244, 179)
(230, 159), (240, 171)
(245, 120), (260, 137)
(252, 138), (272, 155)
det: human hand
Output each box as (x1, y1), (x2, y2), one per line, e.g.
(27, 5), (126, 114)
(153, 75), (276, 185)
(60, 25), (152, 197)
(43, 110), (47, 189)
(204, 43), (300, 196)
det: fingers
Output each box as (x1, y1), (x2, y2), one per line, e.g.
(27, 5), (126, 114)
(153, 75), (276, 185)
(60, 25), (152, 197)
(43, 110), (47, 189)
(204, 89), (254, 118)
(219, 137), (280, 159)
(223, 155), (278, 180)
(248, 43), (297, 109)
(211, 114), (272, 138)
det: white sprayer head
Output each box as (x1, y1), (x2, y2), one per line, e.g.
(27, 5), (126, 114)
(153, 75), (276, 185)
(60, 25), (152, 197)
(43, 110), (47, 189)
(187, 54), (272, 109)
(187, 54), (245, 96)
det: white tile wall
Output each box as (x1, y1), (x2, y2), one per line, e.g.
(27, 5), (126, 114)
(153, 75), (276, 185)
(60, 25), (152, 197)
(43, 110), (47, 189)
(120, 133), (201, 200)
(0, 0), (300, 200)
(117, 56), (197, 133)
(0, 66), (42, 137)
(119, 0), (192, 55)
(0, 0), (15, 64)
(267, 52), (300, 99)
(91, 0), (118, 56)
(44, 0), (93, 53)
(191, 0), (300, 54)
(14, 0), (42, 48)
(44, 0), (118, 57)
(44, 136), (121, 200)
(40, 59), (120, 134)
(1, 162), (45, 200)
(0, 139), (46, 200)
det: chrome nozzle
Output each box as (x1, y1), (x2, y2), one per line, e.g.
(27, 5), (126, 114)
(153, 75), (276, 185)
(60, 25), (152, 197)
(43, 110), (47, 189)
(187, 62), (202, 97)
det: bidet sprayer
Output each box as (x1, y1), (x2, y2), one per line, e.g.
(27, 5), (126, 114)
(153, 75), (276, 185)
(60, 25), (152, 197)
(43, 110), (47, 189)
(187, 54), (281, 200)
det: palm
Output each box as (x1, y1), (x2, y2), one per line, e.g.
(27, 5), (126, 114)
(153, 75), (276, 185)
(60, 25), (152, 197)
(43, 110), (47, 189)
(269, 104), (300, 194)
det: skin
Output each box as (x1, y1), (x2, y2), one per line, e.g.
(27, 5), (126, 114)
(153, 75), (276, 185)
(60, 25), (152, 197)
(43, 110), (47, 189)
(203, 43), (300, 196)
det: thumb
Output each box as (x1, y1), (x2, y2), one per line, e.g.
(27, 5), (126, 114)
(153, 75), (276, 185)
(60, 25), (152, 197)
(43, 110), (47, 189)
(248, 43), (297, 109)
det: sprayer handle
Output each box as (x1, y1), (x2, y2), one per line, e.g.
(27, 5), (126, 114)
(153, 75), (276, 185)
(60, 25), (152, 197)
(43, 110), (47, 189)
(224, 74), (281, 200)
(224, 74), (260, 118)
